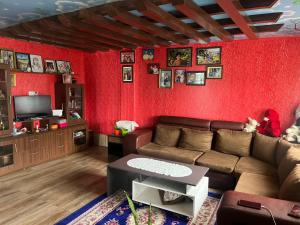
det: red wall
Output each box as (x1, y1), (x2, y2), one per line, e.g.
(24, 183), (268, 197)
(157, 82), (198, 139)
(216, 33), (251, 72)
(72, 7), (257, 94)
(85, 37), (300, 134)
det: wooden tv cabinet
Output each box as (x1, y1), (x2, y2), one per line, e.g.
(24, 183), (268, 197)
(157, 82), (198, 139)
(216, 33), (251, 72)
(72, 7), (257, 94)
(0, 123), (89, 177)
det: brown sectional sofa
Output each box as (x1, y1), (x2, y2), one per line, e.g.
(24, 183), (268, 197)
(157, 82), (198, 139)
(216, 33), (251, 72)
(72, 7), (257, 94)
(123, 116), (300, 225)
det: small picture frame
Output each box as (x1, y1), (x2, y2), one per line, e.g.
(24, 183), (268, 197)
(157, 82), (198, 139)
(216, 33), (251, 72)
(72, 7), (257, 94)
(159, 69), (173, 88)
(15, 52), (31, 72)
(45, 59), (57, 74)
(186, 71), (206, 86)
(30, 54), (44, 73)
(122, 65), (133, 83)
(196, 47), (221, 65)
(167, 47), (192, 67)
(147, 63), (160, 74)
(56, 60), (71, 74)
(142, 49), (154, 61)
(0, 49), (15, 69)
(207, 66), (223, 79)
(120, 51), (135, 64)
(174, 69), (185, 83)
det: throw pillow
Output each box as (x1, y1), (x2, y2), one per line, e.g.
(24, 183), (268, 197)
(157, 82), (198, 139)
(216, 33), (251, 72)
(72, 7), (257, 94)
(252, 133), (279, 165)
(153, 124), (181, 147)
(215, 129), (252, 157)
(178, 128), (213, 152)
(276, 139), (300, 166)
(279, 164), (300, 202)
(278, 146), (300, 184)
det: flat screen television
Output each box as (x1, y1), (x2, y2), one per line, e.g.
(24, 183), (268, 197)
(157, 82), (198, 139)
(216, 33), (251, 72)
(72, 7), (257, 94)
(14, 95), (52, 121)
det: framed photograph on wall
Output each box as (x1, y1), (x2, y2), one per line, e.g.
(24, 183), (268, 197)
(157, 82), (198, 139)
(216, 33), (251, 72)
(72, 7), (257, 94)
(147, 63), (160, 74)
(142, 48), (154, 61)
(120, 51), (135, 64)
(45, 59), (57, 73)
(167, 47), (192, 67)
(0, 49), (15, 69)
(30, 54), (44, 73)
(196, 47), (221, 65)
(122, 65), (133, 83)
(15, 52), (31, 72)
(56, 60), (71, 74)
(207, 66), (223, 79)
(174, 69), (185, 83)
(186, 71), (206, 86)
(159, 69), (172, 88)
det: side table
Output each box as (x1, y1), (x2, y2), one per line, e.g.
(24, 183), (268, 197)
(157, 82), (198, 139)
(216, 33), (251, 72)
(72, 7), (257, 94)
(108, 135), (124, 162)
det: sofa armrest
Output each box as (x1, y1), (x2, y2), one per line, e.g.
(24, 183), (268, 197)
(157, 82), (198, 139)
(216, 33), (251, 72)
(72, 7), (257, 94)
(123, 129), (153, 155)
(217, 191), (300, 225)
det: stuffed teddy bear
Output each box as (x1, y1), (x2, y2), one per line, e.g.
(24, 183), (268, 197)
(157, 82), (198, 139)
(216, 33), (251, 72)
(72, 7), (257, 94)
(257, 109), (281, 137)
(283, 105), (300, 143)
(244, 117), (260, 132)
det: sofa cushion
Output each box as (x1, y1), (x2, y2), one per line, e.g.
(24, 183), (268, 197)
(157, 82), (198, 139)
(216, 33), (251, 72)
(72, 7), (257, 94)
(235, 172), (279, 198)
(278, 146), (300, 184)
(279, 164), (300, 202)
(252, 133), (278, 165)
(154, 124), (181, 147)
(234, 156), (277, 177)
(276, 140), (300, 166)
(178, 128), (213, 152)
(215, 129), (252, 157)
(196, 150), (239, 174)
(138, 142), (203, 164)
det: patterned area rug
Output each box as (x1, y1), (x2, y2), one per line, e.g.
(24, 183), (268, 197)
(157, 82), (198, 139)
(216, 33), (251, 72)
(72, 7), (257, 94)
(56, 190), (221, 225)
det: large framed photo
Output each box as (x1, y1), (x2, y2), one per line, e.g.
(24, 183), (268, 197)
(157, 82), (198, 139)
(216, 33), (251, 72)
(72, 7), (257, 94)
(186, 71), (206, 86)
(56, 60), (71, 74)
(122, 65), (133, 83)
(196, 47), (221, 65)
(142, 49), (154, 61)
(45, 59), (57, 74)
(147, 63), (160, 74)
(207, 66), (223, 79)
(0, 49), (15, 69)
(30, 54), (43, 73)
(120, 51), (135, 64)
(167, 47), (192, 67)
(15, 52), (31, 72)
(174, 69), (185, 83)
(159, 69), (172, 88)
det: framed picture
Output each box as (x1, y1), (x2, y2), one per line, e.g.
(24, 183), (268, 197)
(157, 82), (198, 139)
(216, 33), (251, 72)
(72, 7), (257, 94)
(30, 54), (43, 73)
(167, 47), (192, 67)
(207, 66), (223, 79)
(174, 69), (186, 83)
(120, 51), (135, 64)
(15, 52), (31, 72)
(159, 69), (172, 88)
(45, 59), (57, 73)
(142, 49), (154, 61)
(196, 47), (221, 65)
(0, 49), (15, 69)
(186, 71), (206, 86)
(122, 65), (133, 83)
(56, 60), (71, 74)
(147, 63), (160, 74)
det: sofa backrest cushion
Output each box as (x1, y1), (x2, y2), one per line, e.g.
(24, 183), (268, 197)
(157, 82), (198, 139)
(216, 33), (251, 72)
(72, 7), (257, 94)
(178, 128), (213, 152)
(252, 133), (279, 165)
(158, 116), (211, 130)
(153, 124), (181, 147)
(279, 164), (300, 202)
(276, 140), (300, 166)
(215, 129), (252, 157)
(278, 146), (300, 184)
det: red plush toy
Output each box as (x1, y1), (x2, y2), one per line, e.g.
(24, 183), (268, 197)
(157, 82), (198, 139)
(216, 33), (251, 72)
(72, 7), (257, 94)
(257, 109), (281, 137)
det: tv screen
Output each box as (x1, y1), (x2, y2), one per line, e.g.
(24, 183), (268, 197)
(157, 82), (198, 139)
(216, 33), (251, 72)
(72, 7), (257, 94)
(14, 95), (52, 121)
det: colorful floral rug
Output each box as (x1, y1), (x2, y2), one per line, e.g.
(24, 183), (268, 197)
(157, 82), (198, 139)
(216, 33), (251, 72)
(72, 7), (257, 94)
(56, 190), (221, 225)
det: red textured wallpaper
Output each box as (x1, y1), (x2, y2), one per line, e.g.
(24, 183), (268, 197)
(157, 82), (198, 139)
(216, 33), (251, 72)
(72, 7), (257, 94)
(85, 37), (300, 134)
(0, 37), (87, 109)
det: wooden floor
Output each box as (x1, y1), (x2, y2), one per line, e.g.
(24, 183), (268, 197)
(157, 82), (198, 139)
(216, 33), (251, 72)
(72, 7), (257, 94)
(0, 146), (108, 225)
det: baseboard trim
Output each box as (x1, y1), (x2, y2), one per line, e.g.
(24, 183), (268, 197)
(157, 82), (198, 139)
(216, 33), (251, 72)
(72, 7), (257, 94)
(94, 133), (108, 147)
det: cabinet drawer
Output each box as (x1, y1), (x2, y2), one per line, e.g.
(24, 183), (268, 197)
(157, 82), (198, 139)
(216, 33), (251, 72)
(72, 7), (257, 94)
(108, 136), (123, 144)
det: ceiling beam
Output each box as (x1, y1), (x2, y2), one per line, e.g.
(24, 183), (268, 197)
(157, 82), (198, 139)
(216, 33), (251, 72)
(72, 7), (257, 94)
(135, 0), (208, 42)
(172, 0), (232, 41)
(216, 0), (257, 39)
(105, 5), (189, 45)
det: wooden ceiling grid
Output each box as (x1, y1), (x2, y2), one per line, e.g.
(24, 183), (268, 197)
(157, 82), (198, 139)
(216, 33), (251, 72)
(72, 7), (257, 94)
(0, 0), (284, 52)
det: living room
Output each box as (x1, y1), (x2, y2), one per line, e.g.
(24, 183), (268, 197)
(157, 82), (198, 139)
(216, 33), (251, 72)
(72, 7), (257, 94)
(0, 0), (299, 225)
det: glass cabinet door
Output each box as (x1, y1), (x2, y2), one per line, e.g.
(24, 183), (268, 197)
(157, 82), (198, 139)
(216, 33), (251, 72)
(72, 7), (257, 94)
(67, 86), (83, 121)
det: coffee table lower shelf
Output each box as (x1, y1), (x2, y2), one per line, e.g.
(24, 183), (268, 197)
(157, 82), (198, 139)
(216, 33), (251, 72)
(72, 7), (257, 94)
(132, 176), (208, 217)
